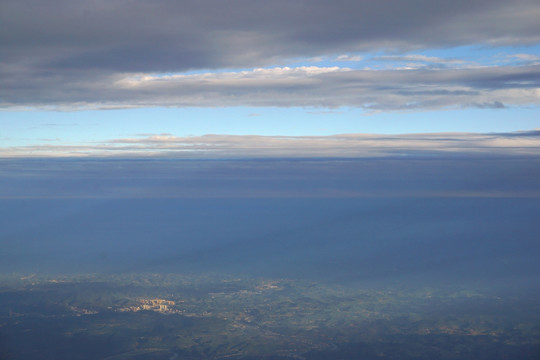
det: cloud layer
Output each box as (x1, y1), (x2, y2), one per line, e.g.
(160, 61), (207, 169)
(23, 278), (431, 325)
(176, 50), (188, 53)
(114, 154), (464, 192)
(3, 131), (540, 158)
(2, 65), (540, 110)
(1, 0), (540, 110)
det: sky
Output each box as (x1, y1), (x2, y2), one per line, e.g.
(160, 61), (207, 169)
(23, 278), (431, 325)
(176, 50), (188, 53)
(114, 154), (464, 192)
(1, 0), (540, 157)
(1, 0), (540, 290)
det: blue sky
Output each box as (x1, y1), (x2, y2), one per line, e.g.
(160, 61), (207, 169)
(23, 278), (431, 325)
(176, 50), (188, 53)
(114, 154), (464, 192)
(1, 1), (540, 156)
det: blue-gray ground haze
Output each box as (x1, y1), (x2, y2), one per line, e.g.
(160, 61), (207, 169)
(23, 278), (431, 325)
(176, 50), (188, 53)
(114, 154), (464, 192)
(1, 157), (539, 289)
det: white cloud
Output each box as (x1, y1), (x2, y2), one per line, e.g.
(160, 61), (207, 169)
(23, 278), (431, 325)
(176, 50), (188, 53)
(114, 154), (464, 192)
(507, 53), (540, 62)
(335, 54), (363, 61)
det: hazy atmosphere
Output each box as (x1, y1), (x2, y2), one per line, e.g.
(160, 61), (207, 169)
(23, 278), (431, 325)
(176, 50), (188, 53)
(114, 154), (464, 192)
(1, 1), (540, 359)
(2, 157), (540, 284)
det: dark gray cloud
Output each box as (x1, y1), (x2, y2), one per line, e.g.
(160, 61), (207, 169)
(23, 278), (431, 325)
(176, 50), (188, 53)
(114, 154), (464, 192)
(1, 0), (539, 109)
(496, 129), (540, 137)
(2, 0), (539, 71)
(470, 101), (505, 109)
